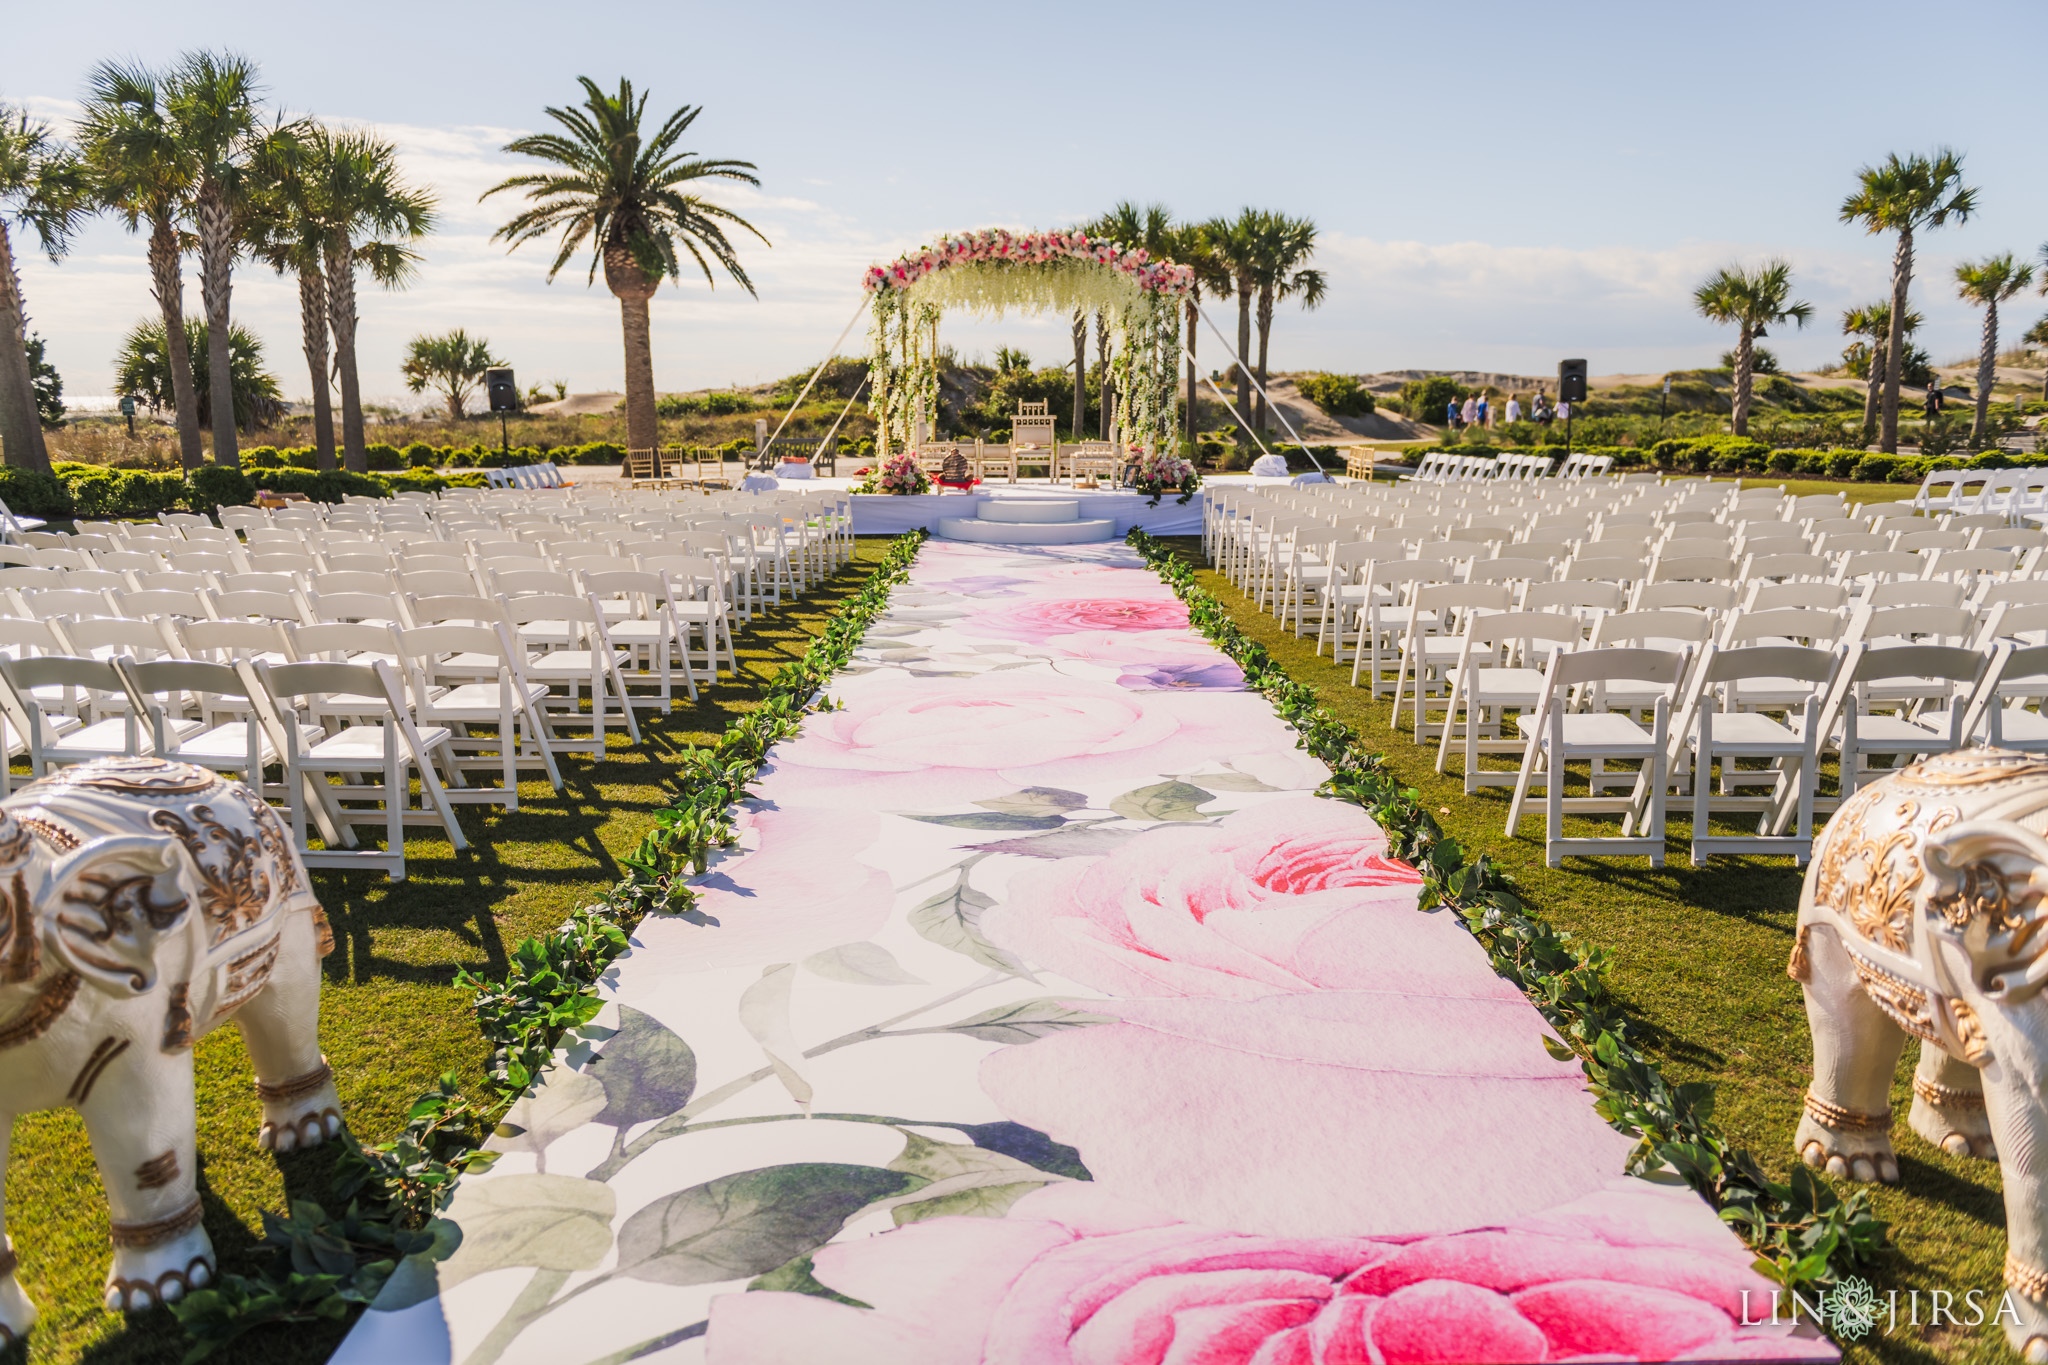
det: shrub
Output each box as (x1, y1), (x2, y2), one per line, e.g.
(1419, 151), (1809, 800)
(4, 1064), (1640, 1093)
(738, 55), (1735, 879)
(189, 464), (252, 512)
(1853, 454), (1905, 484)
(570, 442), (624, 466)
(445, 446), (477, 467)
(364, 443), (403, 471)
(0, 467), (75, 519)
(1398, 375), (1467, 424)
(242, 446), (283, 469)
(656, 391), (758, 417)
(403, 441), (440, 468)
(1966, 449), (2012, 471)
(282, 446), (320, 470)
(374, 470), (448, 495)
(1826, 450), (1862, 479)
(1295, 373), (1375, 418)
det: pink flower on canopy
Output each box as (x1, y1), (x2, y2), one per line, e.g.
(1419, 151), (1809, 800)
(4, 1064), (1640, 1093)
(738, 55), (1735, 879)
(979, 798), (1433, 1000)
(707, 1181), (1833, 1365)
(957, 596), (1191, 645)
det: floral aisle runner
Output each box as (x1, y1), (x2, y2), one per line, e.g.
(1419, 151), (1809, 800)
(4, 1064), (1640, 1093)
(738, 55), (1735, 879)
(337, 541), (1833, 1365)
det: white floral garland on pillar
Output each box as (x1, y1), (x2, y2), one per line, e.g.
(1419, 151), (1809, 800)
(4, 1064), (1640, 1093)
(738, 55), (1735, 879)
(864, 229), (1192, 457)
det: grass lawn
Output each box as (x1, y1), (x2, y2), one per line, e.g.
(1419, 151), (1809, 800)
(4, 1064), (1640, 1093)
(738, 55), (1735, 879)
(1161, 538), (2008, 1365)
(2, 539), (896, 1365)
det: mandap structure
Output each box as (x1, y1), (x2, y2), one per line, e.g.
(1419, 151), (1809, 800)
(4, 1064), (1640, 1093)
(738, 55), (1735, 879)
(863, 229), (1193, 457)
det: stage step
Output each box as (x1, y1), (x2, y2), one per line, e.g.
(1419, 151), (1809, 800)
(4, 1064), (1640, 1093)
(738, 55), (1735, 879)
(937, 516), (1117, 545)
(978, 499), (1082, 524)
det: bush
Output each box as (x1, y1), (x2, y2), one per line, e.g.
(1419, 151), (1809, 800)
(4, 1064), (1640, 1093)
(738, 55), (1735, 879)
(1398, 375), (1467, 424)
(374, 470), (448, 495)
(1853, 454), (1905, 484)
(0, 467), (75, 519)
(569, 442), (624, 465)
(242, 446), (283, 469)
(364, 443), (403, 471)
(1295, 373), (1375, 418)
(189, 464), (252, 513)
(656, 391), (758, 417)
(403, 441), (440, 469)
(282, 446), (320, 470)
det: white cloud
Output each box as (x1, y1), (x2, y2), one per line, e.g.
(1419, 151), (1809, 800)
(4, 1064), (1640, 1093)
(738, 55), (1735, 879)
(14, 108), (2013, 406)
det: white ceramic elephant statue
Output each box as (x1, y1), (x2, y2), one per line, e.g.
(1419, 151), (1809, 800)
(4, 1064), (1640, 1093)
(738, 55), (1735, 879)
(1794, 746), (2048, 1358)
(0, 757), (338, 1347)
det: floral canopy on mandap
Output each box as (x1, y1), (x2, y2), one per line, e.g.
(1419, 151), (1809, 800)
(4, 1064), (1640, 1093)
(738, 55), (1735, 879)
(863, 229), (1193, 459)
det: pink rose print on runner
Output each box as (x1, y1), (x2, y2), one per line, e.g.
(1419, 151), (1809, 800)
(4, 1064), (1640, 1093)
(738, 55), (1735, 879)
(958, 596), (1190, 644)
(773, 671), (1294, 807)
(981, 797), (1483, 1000)
(708, 1182), (1833, 1365)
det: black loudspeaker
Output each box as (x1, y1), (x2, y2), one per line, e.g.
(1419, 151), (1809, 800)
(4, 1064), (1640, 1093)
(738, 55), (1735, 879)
(485, 367), (520, 413)
(1557, 359), (1588, 404)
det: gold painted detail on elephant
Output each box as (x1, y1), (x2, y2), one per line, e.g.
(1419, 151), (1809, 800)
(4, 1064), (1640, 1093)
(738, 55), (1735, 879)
(1912, 1075), (1988, 1110)
(152, 804), (272, 946)
(1786, 925), (1813, 982)
(107, 1196), (202, 1249)
(2009, 1253), (2048, 1303)
(36, 758), (219, 798)
(1804, 1093), (1895, 1131)
(67, 1034), (131, 1106)
(255, 1058), (333, 1102)
(15, 811), (78, 852)
(0, 872), (36, 984)
(0, 816), (32, 867)
(1850, 955), (1940, 1042)
(1813, 787), (1963, 953)
(161, 981), (193, 1052)
(235, 788), (299, 900)
(0, 971), (80, 1050)
(218, 932), (280, 1015)
(58, 871), (189, 991)
(1953, 999), (1991, 1062)
(134, 1150), (180, 1191)
(1900, 749), (2048, 789)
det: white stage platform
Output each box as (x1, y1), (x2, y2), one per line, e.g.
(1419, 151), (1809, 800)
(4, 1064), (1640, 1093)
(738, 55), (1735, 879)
(848, 486), (1205, 536)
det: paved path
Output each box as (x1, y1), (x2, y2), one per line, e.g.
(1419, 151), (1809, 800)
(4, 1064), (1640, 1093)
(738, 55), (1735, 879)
(337, 541), (1831, 1365)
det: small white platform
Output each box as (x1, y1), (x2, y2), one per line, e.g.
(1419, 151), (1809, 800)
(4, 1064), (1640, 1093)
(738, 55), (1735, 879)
(938, 494), (1117, 544)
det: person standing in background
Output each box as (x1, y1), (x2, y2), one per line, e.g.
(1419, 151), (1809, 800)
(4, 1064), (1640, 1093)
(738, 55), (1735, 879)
(1461, 395), (1478, 429)
(1477, 393), (1491, 428)
(1446, 397), (1463, 432)
(1505, 393), (1523, 424)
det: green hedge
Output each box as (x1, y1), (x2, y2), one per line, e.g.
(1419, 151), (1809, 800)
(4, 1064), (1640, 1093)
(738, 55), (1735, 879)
(237, 442), (618, 472)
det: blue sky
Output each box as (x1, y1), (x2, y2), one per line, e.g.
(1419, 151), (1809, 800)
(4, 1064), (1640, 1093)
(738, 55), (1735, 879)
(8, 0), (2043, 403)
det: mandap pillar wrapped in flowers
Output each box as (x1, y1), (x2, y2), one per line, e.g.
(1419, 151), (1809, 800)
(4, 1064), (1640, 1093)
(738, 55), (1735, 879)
(864, 230), (1192, 460)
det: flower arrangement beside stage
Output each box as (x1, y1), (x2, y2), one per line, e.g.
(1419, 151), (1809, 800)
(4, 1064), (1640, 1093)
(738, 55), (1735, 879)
(854, 452), (931, 495)
(1131, 448), (1200, 505)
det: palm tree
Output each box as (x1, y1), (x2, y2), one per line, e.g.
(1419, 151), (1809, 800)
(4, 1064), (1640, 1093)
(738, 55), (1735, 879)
(483, 77), (766, 456)
(1167, 221), (1226, 440)
(164, 50), (266, 466)
(304, 129), (433, 472)
(1249, 214), (1327, 432)
(79, 61), (206, 470)
(1205, 209), (1271, 431)
(402, 329), (502, 420)
(1954, 253), (2034, 447)
(244, 129), (336, 468)
(1840, 149), (1976, 454)
(116, 316), (284, 430)
(1691, 259), (1812, 437)
(0, 106), (84, 474)
(1840, 300), (1920, 442)
(2026, 314), (2048, 401)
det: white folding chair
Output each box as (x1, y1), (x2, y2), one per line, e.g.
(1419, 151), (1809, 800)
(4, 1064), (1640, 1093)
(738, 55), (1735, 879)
(1830, 643), (1993, 798)
(1435, 611), (1586, 793)
(1505, 647), (1689, 867)
(395, 623), (562, 805)
(1678, 644), (1837, 865)
(254, 658), (467, 880)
